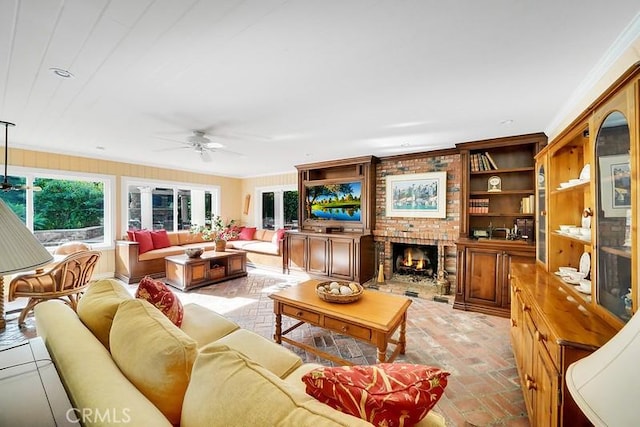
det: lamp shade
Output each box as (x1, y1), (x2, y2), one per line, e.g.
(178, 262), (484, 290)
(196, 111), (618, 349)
(566, 311), (640, 426)
(0, 198), (52, 274)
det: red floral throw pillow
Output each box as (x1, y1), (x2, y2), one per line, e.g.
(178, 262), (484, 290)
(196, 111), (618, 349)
(135, 276), (184, 327)
(302, 363), (449, 427)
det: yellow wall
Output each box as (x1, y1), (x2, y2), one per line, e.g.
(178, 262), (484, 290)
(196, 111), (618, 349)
(8, 148), (298, 276)
(239, 172), (298, 226)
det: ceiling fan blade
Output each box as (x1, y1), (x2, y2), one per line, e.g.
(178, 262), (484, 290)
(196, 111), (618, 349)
(200, 150), (212, 162)
(155, 145), (193, 152)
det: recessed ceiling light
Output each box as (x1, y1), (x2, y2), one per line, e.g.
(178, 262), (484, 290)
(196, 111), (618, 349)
(400, 142), (411, 147)
(96, 146), (105, 150)
(49, 67), (74, 78)
(500, 119), (514, 125)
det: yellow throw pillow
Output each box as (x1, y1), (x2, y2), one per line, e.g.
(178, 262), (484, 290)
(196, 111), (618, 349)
(181, 343), (371, 427)
(77, 278), (133, 349)
(110, 299), (197, 425)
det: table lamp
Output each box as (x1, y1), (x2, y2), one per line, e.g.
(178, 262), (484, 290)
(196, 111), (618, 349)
(566, 311), (640, 426)
(0, 198), (53, 329)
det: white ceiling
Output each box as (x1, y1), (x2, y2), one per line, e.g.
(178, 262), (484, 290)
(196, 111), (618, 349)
(1, 1), (639, 178)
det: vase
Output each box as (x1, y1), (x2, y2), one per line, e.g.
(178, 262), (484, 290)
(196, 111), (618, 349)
(215, 240), (226, 252)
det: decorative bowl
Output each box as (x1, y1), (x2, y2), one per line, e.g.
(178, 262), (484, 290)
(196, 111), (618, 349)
(185, 247), (204, 258)
(316, 281), (364, 304)
(558, 266), (577, 274)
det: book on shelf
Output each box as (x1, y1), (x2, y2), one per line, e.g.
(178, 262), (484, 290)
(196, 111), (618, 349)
(521, 195), (536, 214)
(470, 152), (498, 172)
(470, 198), (489, 213)
(484, 152), (498, 169)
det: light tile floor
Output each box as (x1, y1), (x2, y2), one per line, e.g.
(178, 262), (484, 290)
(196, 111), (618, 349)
(0, 268), (530, 426)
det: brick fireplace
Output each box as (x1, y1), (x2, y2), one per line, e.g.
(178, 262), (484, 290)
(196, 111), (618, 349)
(373, 151), (461, 286)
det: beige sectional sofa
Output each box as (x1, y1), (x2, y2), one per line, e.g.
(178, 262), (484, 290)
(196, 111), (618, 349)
(34, 279), (446, 426)
(115, 229), (283, 283)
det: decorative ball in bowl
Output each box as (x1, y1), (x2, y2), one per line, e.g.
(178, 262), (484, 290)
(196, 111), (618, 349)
(316, 281), (364, 303)
(185, 247), (204, 258)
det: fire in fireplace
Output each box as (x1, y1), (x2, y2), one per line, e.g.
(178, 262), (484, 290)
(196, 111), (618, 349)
(392, 244), (438, 281)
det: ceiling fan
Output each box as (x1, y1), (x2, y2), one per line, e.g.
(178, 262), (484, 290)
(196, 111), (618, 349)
(1, 120), (40, 192)
(156, 130), (242, 162)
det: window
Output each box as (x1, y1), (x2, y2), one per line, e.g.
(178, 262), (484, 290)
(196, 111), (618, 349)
(255, 186), (298, 230)
(123, 178), (218, 233)
(0, 169), (114, 249)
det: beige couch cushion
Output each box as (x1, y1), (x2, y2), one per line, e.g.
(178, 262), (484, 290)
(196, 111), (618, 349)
(181, 344), (372, 427)
(76, 278), (133, 349)
(216, 328), (302, 378)
(180, 303), (240, 348)
(34, 301), (172, 426)
(110, 299), (197, 425)
(254, 229), (275, 241)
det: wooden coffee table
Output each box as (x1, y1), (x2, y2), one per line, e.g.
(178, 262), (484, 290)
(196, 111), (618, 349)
(164, 249), (247, 291)
(269, 279), (412, 365)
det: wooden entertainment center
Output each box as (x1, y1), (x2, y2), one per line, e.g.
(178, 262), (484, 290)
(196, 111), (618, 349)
(284, 156), (377, 284)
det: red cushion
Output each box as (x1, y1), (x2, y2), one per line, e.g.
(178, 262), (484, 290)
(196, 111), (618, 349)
(127, 230), (136, 241)
(151, 229), (171, 249)
(134, 230), (154, 254)
(272, 228), (286, 244)
(238, 227), (256, 240)
(135, 276), (184, 327)
(302, 363), (449, 427)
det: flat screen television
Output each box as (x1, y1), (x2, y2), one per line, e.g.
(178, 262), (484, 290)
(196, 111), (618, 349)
(303, 181), (363, 224)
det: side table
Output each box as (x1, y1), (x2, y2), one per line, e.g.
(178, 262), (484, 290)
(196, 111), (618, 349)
(0, 337), (78, 425)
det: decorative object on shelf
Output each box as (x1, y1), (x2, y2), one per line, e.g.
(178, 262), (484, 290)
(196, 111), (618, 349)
(316, 281), (363, 303)
(185, 247), (204, 258)
(190, 215), (238, 252)
(386, 171), (447, 218)
(487, 175), (502, 192)
(0, 198), (53, 329)
(581, 207), (592, 228)
(579, 163), (591, 180)
(579, 252), (591, 276)
(566, 311), (640, 426)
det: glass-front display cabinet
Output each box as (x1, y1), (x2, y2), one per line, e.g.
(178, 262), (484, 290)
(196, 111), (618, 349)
(535, 149), (548, 266)
(593, 86), (636, 324)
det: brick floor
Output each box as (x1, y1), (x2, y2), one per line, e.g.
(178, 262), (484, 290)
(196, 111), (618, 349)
(0, 267), (530, 426)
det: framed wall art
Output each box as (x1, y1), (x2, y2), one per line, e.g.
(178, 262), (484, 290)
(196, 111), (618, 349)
(599, 154), (630, 218)
(385, 171), (447, 218)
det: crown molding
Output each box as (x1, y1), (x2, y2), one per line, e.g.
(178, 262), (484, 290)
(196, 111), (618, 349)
(546, 13), (640, 138)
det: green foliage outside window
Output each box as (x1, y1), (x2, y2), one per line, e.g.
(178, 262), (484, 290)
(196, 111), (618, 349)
(33, 178), (104, 230)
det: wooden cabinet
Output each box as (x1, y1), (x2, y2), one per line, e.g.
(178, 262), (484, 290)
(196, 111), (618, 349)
(535, 64), (640, 329)
(510, 262), (616, 426)
(454, 133), (545, 317)
(164, 250), (247, 291)
(284, 231), (374, 284)
(455, 239), (534, 317)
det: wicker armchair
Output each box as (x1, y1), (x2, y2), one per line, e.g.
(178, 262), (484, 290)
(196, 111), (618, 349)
(8, 250), (101, 324)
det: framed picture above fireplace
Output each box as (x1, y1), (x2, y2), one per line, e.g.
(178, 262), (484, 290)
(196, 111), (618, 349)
(386, 171), (447, 218)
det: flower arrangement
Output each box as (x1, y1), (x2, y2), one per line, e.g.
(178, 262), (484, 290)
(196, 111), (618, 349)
(190, 216), (238, 242)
